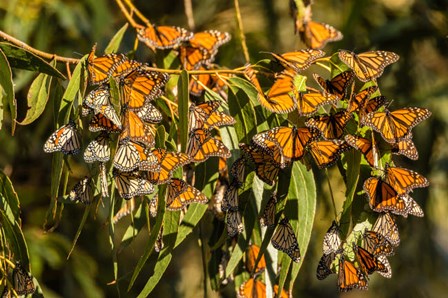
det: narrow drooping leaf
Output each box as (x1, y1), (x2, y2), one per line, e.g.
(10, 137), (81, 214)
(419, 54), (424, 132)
(128, 185), (166, 290)
(136, 206), (180, 297)
(105, 23), (128, 54)
(0, 170), (21, 223)
(0, 209), (30, 268)
(0, 49), (16, 133)
(228, 77), (257, 144)
(58, 55), (88, 123)
(178, 70), (189, 152)
(19, 72), (53, 125)
(0, 42), (65, 79)
(340, 150), (361, 236)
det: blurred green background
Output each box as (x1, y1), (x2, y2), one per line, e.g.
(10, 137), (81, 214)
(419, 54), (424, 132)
(0, 0), (447, 297)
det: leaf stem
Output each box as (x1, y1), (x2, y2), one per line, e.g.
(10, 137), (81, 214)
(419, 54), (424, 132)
(324, 169), (339, 222)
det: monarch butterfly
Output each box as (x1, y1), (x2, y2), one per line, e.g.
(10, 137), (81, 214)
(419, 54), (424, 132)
(391, 134), (418, 160)
(259, 192), (277, 228)
(344, 134), (378, 168)
(84, 133), (111, 163)
(166, 178), (208, 210)
(338, 255), (368, 292)
(83, 85), (111, 111)
(99, 162), (109, 198)
(299, 21), (343, 50)
(155, 224), (164, 253)
(305, 111), (352, 139)
(252, 126), (318, 166)
(122, 69), (169, 109)
(401, 194), (424, 217)
(226, 209), (243, 237)
(362, 230), (395, 257)
(322, 221), (341, 255)
(83, 87), (122, 129)
(179, 30), (231, 70)
(113, 198), (135, 224)
(43, 121), (81, 155)
(136, 24), (193, 49)
(87, 44), (125, 85)
(239, 143), (282, 186)
(135, 102), (163, 124)
(189, 101), (235, 131)
(113, 169), (154, 199)
(271, 217), (301, 263)
(363, 177), (407, 216)
(338, 50), (400, 82)
(347, 85), (381, 114)
(383, 165), (429, 195)
(222, 182), (239, 212)
(362, 107), (431, 143)
(89, 112), (122, 133)
(12, 262), (35, 296)
(246, 244), (266, 274)
(245, 66), (298, 114)
(316, 251), (337, 280)
(307, 140), (351, 169)
(146, 148), (191, 184)
(373, 212), (400, 247)
(120, 109), (156, 148)
(268, 49), (326, 72)
(237, 278), (266, 298)
(113, 138), (157, 172)
(353, 244), (387, 276)
(230, 157), (246, 187)
(296, 88), (339, 116)
(313, 71), (354, 100)
(111, 58), (141, 82)
(376, 255), (392, 278)
(69, 177), (93, 204)
(186, 128), (231, 162)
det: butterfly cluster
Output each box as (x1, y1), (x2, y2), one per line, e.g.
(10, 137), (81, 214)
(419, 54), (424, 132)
(43, 26), (234, 219)
(223, 45), (429, 292)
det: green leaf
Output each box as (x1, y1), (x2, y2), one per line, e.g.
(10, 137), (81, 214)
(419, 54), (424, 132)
(136, 207), (180, 297)
(340, 151), (361, 236)
(277, 162), (316, 292)
(0, 170), (21, 226)
(0, 42), (65, 79)
(119, 202), (147, 249)
(178, 70), (189, 152)
(128, 185), (167, 290)
(0, 48), (16, 133)
(58, 55), (88, 123)
(227, 77), (257, 144)
(67, 205), (91, 259)
(0, 209), (30, 268)
(287, 162), (317, 289)
(19, 72), (53, 125)
(105, 23), (129, 54)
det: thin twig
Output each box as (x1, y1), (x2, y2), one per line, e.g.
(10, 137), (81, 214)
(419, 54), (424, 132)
(234, 0), (250, 63)
(115, 0), (139, 27)
(0, 30), (80, 64)
(141, 65), (244, 75)
(123, 0), (151, 26)
(184, 0), (196, 31)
